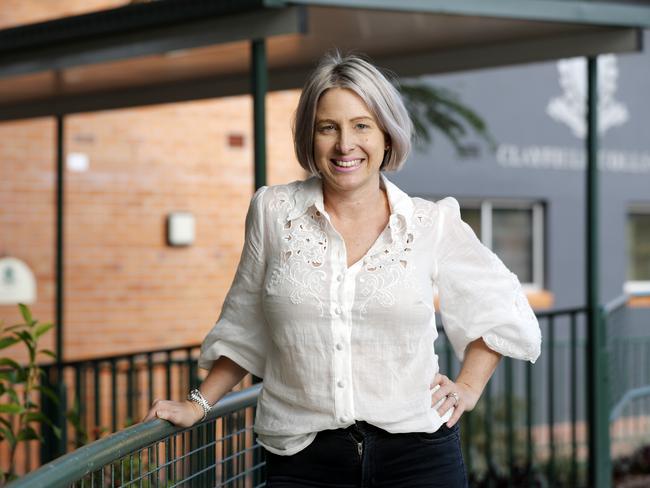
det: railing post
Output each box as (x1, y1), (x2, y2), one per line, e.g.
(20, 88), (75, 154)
(586, 55), (611, 488)
(252, 38), (267, 191)
(39, 365), (55, 463)
(40, 364), (68, 462)
(251, 37), (267, 487)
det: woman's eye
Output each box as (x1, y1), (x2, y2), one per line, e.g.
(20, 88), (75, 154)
(318, 125), (335, 132)
(355, 123), (370, 130)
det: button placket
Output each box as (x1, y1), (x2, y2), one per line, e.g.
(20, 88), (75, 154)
(330, 235), (352, 423)
(335, 265), (358, 425)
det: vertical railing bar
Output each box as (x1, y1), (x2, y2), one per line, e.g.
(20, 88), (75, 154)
(224, 415), (231, 485)
(485, 379), (494, 480)
(631, 337), (635, 436)
(147, 444), (154, 487)
(505, 356), (514, 482)
(138, 449), (142, 488)
(182, 431), (186, 485)
(127, 355), (135, 425)
(186, 347), (196, 390)
(165, 351), (172, 400)
(547, 316), (555, 486)
(526, 359), (534, 486)
(445, 333), (453, 379)
(129, 453), (134, 483)
(238, 410), (243, 487)
(111, 359), (118, 433)
(203, 422), (209, 486)
(93, 361), (100, 440)
(154, 441), (159, 488)
(61, 364), (68, 458)
(166, 435), (172, 483)
(463, 412), (472, 479)
(172, 433), (177, 486)
(147, 352), (154, 408)
(570, 311), (578, 487)
(75, 364), (82, 449)
(235, 418), (239, 486)
(644, 339), (650, 450)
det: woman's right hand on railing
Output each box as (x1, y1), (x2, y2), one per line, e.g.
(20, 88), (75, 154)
(141, 399), (204, 428)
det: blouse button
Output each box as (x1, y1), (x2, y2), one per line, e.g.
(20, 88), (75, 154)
(336, 274), (343, 282)
(337, 380), (345, 388)
(335, 343), (343, 351)
(334, 306), (342, 315)
(339, 416), (348, 423)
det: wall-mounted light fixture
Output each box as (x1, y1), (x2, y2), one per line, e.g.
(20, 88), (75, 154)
(0, 257), (36, 305)
(166, 212), (195, 247)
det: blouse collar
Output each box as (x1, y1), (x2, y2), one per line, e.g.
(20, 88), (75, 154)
(285, 174), (415, 232)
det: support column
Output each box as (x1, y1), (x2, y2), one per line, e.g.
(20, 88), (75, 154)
(48, 114), (68, 460)
(55, 114), (64, 364)
(250, 39), (268, 485)
(251, 39), (267, 190)
(586, 56), (611, 488)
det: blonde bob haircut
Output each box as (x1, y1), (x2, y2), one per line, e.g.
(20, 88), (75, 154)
(293, 52), (413, 175)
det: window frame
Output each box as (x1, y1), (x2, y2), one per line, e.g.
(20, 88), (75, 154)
(624, 203), (650, 295)
(431, 197), (545, 289)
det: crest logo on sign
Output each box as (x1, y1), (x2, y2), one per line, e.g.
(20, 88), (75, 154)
(547, 55), (628, 139)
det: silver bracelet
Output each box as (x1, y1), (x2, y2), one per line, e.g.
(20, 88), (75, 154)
(187, 388), (212, 422)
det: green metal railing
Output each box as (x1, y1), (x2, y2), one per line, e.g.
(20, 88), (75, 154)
(445, 306), (592, 487)
(10, 384), (264, 488)
(605, 293), (650, 463)
(38, 345), (203, 465)
(9, 302), (650, 486)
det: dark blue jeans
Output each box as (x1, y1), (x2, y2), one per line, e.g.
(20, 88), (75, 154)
(264, 421), (468, 487)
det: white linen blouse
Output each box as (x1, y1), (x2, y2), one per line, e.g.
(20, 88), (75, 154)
(198, 174), (541, 456)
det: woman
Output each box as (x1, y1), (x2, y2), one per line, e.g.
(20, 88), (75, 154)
(143, 53), (541, 487)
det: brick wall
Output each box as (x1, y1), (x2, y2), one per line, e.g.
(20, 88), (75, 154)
(1, 92), (305, 363)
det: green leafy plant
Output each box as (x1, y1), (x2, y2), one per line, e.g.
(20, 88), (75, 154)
(399, 82), (496, 156)
(0, 304), (59, 483)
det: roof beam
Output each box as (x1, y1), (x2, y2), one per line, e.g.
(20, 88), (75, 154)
(0, 7), (304, 78)
(289, 0), (650, 27)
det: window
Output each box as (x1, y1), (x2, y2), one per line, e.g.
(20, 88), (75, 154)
(458, 200), (545, 288)
(625, 208), (650, 294)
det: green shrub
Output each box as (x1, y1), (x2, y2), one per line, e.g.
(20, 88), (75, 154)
(0, 304), (59, 483)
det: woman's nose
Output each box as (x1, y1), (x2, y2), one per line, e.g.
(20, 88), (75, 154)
(335, 130), (355, 153)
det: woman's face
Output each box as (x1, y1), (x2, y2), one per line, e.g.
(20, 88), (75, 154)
(313, 88), (388, 194)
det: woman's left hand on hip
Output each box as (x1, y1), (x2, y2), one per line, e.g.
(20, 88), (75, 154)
(429, 373), (481, 428)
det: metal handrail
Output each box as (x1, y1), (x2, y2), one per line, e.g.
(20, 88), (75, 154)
(9, 383), (262, 488)
(39, 343), (201, 369)
(610, 386), (650, 423)
(602, 291), (650, 315)
(602, 293), (629, 315)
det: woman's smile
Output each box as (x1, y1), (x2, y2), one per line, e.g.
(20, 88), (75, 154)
(330, 157), (364, 171)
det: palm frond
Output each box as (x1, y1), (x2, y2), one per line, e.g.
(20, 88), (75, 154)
(399, 82), (496, 156)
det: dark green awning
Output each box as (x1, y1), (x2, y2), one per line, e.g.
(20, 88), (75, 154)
(0, 0), (648, 120)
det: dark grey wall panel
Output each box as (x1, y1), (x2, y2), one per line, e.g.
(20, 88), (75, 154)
(392, 30), (650, 315)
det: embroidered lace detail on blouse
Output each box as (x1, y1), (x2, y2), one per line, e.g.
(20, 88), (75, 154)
(271, 201), (329, 316)
(357, 201), (434, 315)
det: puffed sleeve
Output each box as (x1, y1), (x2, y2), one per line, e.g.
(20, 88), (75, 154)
(198, 186), (270, 377)
(435, 197), (541, 363)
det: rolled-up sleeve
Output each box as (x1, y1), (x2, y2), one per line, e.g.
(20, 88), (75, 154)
(198, 187), (270, 377)
(435, 197), (542, 363)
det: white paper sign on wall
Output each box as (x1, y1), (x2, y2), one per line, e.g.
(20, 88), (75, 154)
(0, 257), (36, 305)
